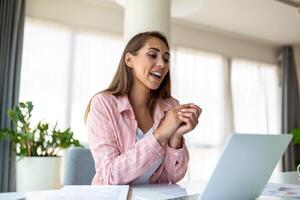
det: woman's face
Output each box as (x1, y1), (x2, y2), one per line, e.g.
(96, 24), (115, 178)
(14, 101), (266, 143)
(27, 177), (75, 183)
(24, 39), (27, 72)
(126, 37), (170, 91)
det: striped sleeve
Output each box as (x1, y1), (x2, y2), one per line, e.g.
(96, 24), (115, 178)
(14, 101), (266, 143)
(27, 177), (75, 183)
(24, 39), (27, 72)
(160, 139), (189, 183)
(156, 97), (189, 183)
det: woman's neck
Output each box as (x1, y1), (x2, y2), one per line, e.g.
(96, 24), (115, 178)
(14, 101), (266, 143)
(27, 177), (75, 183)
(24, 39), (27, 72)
(128, 81), (151, 112)
(129, 81), (155, 132)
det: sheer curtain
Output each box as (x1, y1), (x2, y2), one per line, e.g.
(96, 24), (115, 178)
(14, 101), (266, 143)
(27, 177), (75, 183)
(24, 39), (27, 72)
(20, 18), (123, 144)
(231, 59), (281, 175)
(20, 19), (71, 129)
(231, 59), (281, 134)
(171, 47), (229, 180)
(70, 31), (123, 143)
(171, 49), (281, 180)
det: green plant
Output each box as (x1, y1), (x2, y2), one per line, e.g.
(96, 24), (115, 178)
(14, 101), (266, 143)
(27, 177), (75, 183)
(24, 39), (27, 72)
(291, 128), (300, 170)
(291, 128), (300, 145)
(0, 101), (82, 159)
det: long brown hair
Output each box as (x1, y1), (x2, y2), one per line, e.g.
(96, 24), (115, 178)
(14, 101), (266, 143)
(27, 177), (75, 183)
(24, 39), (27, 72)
(84, 31), (171, 123)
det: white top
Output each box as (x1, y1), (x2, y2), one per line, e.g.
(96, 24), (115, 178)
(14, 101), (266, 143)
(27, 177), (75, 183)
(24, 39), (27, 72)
(130, 127), (164, 185)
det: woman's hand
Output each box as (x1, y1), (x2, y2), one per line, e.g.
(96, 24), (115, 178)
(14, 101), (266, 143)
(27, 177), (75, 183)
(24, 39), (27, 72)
(153, 104), (192, 144)
(175, 104), (202, 136)
(169, 104), (202, 148)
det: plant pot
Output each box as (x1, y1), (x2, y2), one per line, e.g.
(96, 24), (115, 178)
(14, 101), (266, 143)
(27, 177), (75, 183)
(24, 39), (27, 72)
(16, 156), (62, 192)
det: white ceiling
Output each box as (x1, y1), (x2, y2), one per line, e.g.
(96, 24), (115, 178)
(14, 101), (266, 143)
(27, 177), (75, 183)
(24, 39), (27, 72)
(176, 0), (300, 45)
(105, 0), (300, 45)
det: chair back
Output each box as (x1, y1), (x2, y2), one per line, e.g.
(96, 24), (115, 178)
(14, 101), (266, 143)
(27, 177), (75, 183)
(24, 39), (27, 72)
(63, 147), (95, 185)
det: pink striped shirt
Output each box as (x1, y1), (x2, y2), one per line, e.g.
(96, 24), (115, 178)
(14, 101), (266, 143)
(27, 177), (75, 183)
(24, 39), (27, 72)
(87, 92), (189, 185)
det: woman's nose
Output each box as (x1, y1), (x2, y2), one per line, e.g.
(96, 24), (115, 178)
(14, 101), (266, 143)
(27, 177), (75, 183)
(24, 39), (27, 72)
(157, 57), (165, 68)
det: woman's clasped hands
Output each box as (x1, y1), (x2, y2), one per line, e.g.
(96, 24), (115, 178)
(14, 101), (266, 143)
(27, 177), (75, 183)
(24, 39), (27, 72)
(154, 103), (202, 148)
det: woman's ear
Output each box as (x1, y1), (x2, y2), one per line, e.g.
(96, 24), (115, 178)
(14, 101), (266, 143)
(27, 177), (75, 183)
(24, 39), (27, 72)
(125, 53), (133, 69)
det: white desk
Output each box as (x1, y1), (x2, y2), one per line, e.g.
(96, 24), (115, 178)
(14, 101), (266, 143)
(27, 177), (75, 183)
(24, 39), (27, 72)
(268, 171), (300, 185)
(1, 172), (300, 200)
(130, 172), (300, 200)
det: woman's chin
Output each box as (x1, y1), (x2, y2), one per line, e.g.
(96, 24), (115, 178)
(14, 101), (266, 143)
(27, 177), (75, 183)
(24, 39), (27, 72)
(147, 82), (161, 90)
(150, 87), (161, 91)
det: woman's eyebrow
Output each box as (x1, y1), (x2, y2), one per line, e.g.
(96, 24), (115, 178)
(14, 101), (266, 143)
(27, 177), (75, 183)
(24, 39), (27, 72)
(148, 47), (170, 55)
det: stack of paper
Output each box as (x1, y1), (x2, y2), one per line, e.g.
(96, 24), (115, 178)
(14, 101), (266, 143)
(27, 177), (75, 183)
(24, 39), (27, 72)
(262, 183), (300, 198)
(23, 185), (129, 200)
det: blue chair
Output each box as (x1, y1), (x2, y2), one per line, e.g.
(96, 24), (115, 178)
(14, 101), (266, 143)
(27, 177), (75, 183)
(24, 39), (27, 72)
(63, 147), (95, 185)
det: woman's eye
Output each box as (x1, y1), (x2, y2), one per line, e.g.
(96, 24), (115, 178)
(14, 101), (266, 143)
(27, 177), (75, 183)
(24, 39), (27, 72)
(163, 56), (170, 63)
(148, 53), (157, 59)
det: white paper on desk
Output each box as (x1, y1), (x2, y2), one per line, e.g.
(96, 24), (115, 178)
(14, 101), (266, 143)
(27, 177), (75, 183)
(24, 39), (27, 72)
(133, 184), (188, 200)
(24, 185), (129, 200)
(262, 183), (300, 198)
(61, 185), (129, 200)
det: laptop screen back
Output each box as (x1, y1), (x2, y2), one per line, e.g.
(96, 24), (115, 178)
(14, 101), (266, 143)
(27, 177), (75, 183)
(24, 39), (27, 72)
(199, 134), (292, 200)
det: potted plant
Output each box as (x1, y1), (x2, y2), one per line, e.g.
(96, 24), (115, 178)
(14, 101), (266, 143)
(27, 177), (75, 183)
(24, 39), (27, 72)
(0, 101), (83, 192)
(291, 128), (300, 176)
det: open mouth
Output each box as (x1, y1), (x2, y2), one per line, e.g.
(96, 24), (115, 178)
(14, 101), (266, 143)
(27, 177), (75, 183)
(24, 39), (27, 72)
(150, 71), (162, 79)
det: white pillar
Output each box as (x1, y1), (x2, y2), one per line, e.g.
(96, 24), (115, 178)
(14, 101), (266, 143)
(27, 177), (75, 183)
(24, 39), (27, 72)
(122, 0), (171, 42)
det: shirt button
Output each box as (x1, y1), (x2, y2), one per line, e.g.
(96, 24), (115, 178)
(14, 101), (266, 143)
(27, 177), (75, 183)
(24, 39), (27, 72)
(162, 142), (165, 145)
(174, 152), (179, 156)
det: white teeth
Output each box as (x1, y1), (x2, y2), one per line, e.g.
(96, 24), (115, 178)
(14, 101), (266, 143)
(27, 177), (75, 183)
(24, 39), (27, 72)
(151, 71), (162, 77)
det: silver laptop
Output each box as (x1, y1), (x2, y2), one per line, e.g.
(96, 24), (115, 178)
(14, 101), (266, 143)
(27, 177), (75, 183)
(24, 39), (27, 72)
(200, 133), (292, 200)
(168, 134), (292, 200)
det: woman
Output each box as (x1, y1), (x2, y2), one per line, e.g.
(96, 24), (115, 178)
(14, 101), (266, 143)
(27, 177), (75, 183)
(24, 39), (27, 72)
(85, 31), (202, 185)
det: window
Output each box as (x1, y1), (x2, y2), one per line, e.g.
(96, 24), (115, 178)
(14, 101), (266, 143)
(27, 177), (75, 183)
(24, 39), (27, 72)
(171, 47), (226, 180)
(231, 59), (281, 134)
(231, 59), (281, 175)
(20, 18), (123, 144)
(20, 19), (71, 128)
(70, 31), (122, 143)
(171, 50), (281, 181)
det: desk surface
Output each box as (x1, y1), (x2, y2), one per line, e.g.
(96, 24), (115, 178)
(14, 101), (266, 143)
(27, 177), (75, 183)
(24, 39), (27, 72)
(130, 172), (300, 200)
(1, 172), (300, 200)
(269, 171), (300, 185)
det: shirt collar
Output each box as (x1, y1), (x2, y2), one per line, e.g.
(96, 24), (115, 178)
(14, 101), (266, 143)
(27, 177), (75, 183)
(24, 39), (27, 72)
(117, 95), (173, 112)
(117, 95), (132, 113)
(117, 95), (174, 125)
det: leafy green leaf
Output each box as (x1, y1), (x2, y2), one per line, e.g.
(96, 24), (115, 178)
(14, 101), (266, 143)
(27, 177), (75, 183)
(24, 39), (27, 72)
(7, 109), (16, 120)
(291, 128), (300, 144)
(19, 102), (26, 108)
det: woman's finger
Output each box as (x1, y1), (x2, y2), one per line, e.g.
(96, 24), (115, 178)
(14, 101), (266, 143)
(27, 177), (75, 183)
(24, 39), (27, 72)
(178, 111), (197, 124)
(172, 104), (192, 113)
(189, 104), (202, 116)
(178, 115), (196, 129)
(179, 107), (199, 120)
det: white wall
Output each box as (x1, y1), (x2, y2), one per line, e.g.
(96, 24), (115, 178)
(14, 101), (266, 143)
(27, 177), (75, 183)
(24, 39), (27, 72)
(26, 0), (124, 34)
(26, 0), (278, 64)
(171, 21), (277, 64)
